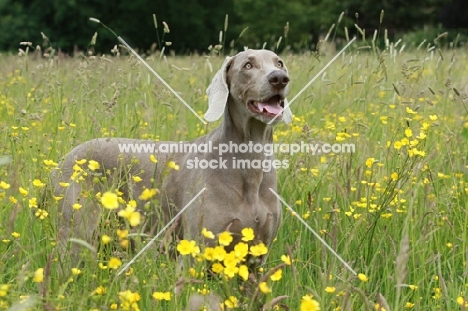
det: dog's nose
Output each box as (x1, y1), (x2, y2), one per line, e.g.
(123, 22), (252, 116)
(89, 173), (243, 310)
(268, 70), (290, 89)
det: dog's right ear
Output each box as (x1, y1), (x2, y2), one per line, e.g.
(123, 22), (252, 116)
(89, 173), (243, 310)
(204, 56), (233, 122)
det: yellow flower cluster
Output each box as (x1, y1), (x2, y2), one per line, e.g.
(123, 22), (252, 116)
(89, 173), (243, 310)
(118, 290), (141, 311)
(175, 227), (293, 307)
(392, 114), (437, 158)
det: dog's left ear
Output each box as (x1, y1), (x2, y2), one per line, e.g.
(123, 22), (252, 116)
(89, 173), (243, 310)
(282, 99), (293, 125)
(205, 56), (233, 122)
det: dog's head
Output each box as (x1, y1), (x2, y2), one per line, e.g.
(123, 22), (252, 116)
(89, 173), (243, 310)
(205, 49), (292, 125)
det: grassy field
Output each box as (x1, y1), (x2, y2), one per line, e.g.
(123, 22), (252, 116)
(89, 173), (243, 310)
(0, 38), (468, 311)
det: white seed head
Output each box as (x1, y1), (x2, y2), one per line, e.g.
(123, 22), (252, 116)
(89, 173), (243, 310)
(238, 27), (249, 39)
(111, 45), (119, 54)
(338, 12), (344, 24)
(163, 21), (170, 34)
(153, 14), (158, 28)
(90, 32), (97, 45)
(224, 14), (229, 32)
(89, 17), (101, 24)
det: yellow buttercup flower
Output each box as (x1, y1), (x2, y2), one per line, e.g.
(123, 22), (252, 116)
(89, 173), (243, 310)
(218, 231), (233, 246)
(233, 242), (249, 260)
(152, 291), (171, 301)
(405, 128), (413, 138)
(202, 227), (215, 239)
(118, 203), (141, 227)
(0, 284), (10, 296)
(270, 269), (282, 281)
(259, 282), (271, 294)
(203, 247), (215, 261)
(101, 235), (112, 244)
(101, 191), (119, 209)
(212, 246), (227, 261)
(88, 160), (100, 171)
(211, 263), (224, 274)
(139, 188), (158, 200)
(0, 181), (11, 189)
(75, 159), (87, 165)
(225, 296), (239, 308)
(281, 254), (292, 265)
(405, 302), (415, 308)
(176, 240), (200, 257)
(19, 187), (29, 196)
(238, 264), (249, 281)
(43, 159), (58, 167)
(29, 197), (38, 208)
(249, 243), (268, 257)
(33, 268), (44, 283)
(132, 176), (143, 182)
(71, 268), (81, 275)
(457, 296), (468, 307)
(35, 209), (48, 219)
(91, 286), (106, 296)
(394, 141), (402, 149)
(241, 227), (255, 241)
(167, 160), (180, 170)
(365, 158), (375, 168)
(300, 295), (320, 311)
(358, 273), (369, 282)
(108, 257), (122, 269)
(405, 107), (417, 114)
(324, 286), (336, 293)
(117, 229), (128, 240)
(223, 263), (239, 278)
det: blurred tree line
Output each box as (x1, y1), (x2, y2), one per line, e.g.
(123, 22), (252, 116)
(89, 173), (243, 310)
(0, 0), (466, 54)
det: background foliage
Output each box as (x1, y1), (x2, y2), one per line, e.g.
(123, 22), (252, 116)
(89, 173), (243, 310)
(0, 0), (467, 54)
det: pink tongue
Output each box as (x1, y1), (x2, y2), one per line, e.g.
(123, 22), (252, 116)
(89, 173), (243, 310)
(257, 102), (283, 114)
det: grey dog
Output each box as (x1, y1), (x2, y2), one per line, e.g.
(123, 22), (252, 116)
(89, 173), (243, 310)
(52, 49), (292, 267)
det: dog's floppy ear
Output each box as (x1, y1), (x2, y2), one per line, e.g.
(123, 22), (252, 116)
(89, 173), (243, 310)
(282, 99), (293, 125)
(204, 56), (233, 122)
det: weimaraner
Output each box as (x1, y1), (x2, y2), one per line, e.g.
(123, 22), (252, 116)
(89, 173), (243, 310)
(52, 49), (292, 267)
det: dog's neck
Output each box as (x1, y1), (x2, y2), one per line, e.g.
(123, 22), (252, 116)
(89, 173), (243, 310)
(218, 98), (274, 146)
(205, 98), (275, 202)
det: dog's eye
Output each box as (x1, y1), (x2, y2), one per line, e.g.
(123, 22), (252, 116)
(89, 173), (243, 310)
(277, 61), (284, 68)
(244, 62), (252, 69)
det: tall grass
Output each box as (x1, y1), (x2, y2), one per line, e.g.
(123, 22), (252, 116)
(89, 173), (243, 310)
(0, 32), (467, 310)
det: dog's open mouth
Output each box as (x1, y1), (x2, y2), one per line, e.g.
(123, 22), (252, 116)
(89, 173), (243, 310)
(248, 95), (284, 118)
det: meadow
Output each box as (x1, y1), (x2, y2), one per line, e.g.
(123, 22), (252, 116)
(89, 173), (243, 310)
(0, 37), (467, 311)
